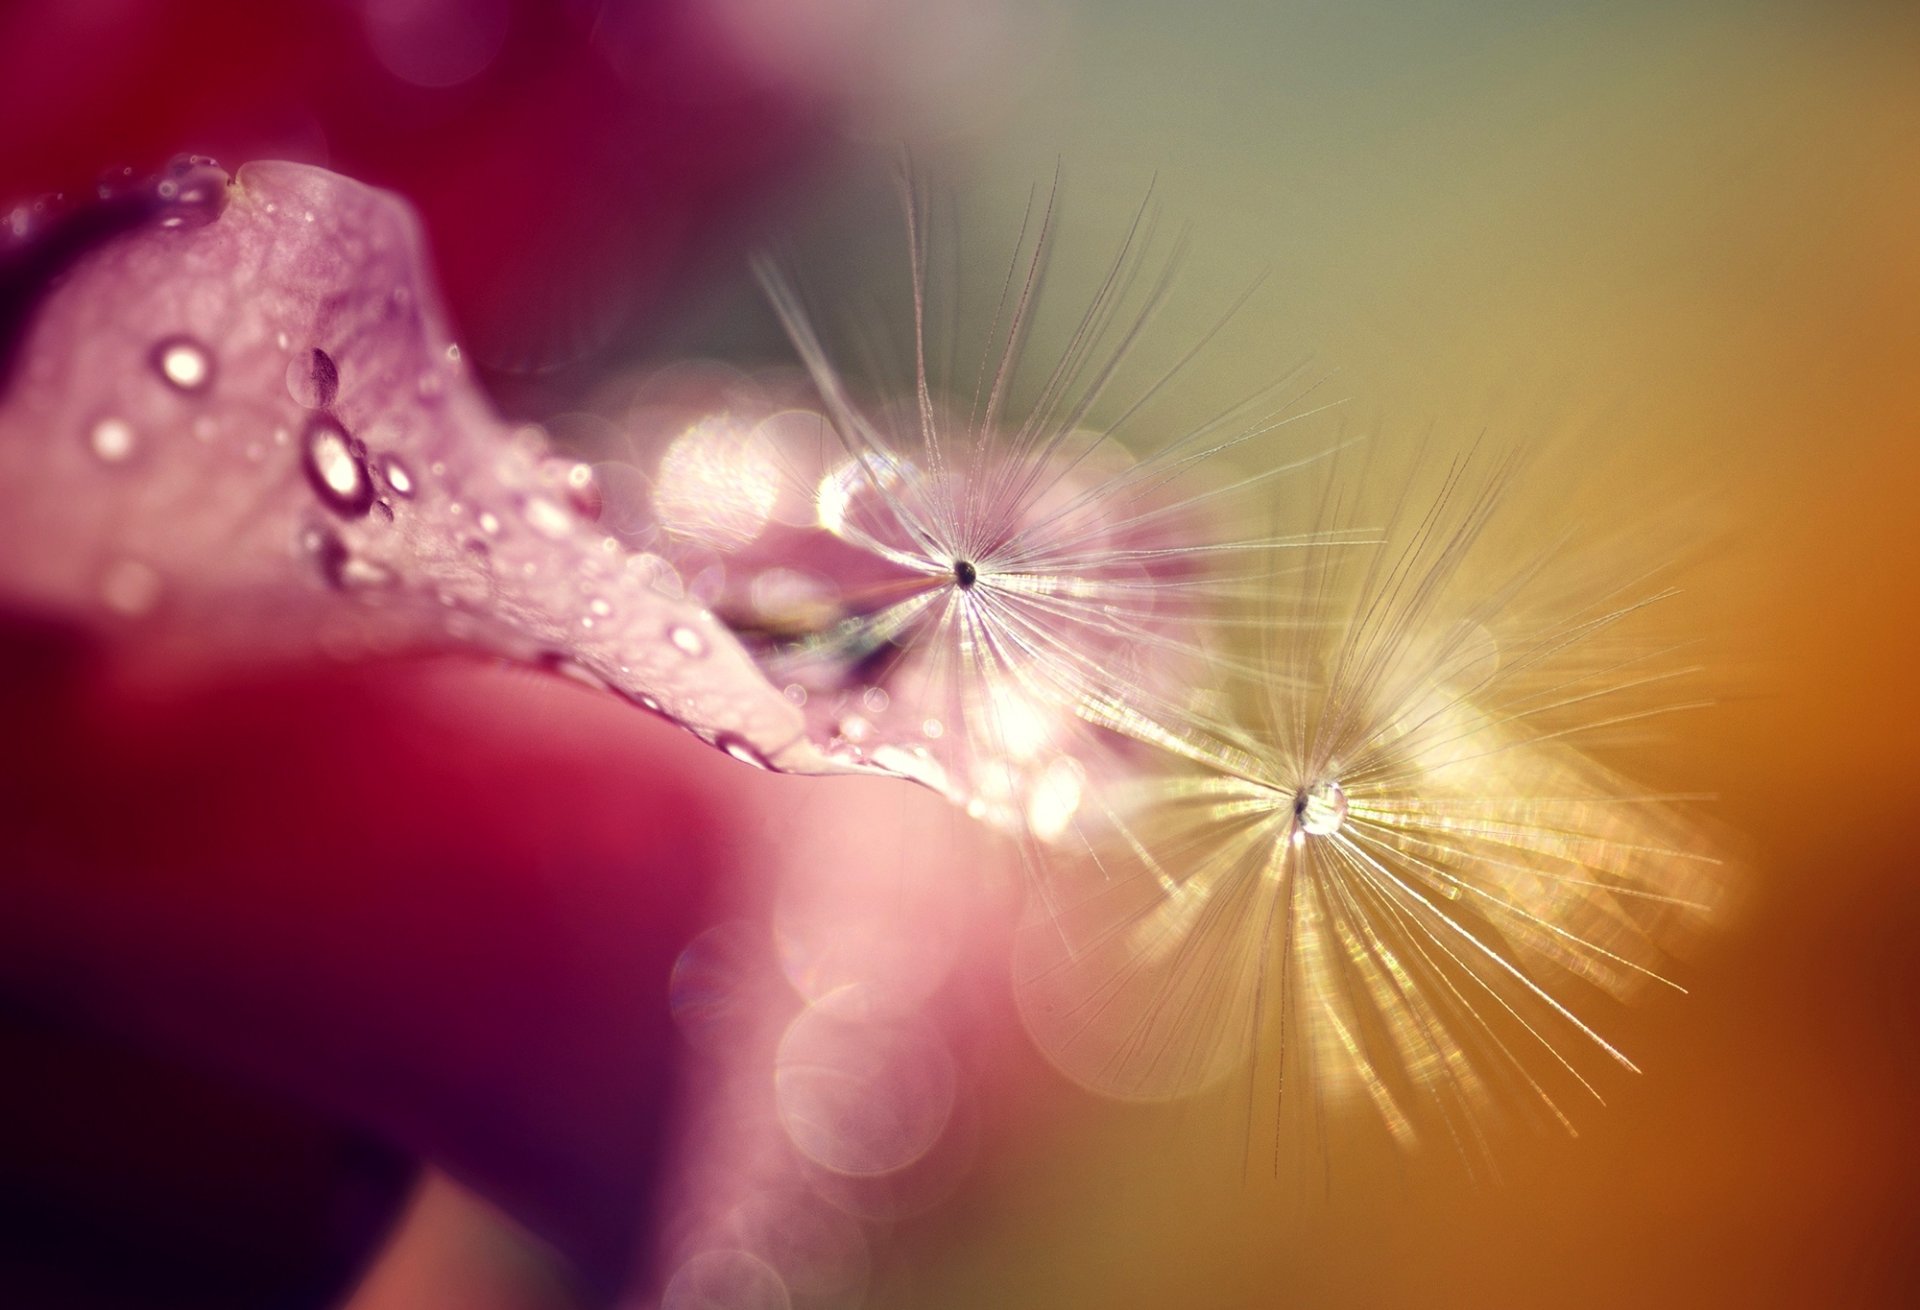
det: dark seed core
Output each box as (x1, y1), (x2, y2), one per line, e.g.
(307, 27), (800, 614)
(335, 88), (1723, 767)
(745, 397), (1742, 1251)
(953, 559), (978, 590)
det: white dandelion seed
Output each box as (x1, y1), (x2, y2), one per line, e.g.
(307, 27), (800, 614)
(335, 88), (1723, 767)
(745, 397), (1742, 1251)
(729, 170), (1356, 828)
(1012, 451), (1730, 1159)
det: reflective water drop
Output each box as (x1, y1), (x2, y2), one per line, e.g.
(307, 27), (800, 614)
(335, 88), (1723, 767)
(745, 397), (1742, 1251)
(303, 528), (393, 590)
(154, 155), (227, 230)
(302, 418), (373, 518)
(1297, 779), (1348, 837)
(562, 460), (602, 520)
(774, 989), (957, 1178)
(375, 453), (415, 499)
(286, 347), (339, 409)
(88, 417), (135, 463)
(523, 495), (573, 539)
(669, 624), (708, 658)
(715, 733), (770, 770)
(152, 336), (213, 393)
(476, 510), (501, 536)
(661, 1250), (789, 1310)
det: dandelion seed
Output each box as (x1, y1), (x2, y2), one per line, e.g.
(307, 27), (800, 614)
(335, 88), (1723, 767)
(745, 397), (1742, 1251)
(709, 170), (1353, 827)
(1012, 452), (1729, 1158)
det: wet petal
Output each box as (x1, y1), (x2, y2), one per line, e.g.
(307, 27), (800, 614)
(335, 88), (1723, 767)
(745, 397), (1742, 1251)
(0, 160), (859, 774)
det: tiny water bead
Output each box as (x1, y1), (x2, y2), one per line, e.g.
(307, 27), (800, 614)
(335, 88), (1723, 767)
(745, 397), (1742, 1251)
(375, 452), (414, 498)
(88, 417), (135, 462)
(286, 346), (339, 409)
(670, 624), (709, 658)
(301, 418), (374, 517)
(1295, 778), (1349, 838)
(522, 494), (573, 539)
(151, 336), (213, 392)
(715, 733), (771, 770)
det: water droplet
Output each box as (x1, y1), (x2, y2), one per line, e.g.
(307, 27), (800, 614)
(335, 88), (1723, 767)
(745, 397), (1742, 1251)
(669, 624), (708, 658)
(154, 155), (227, 230)
(565, 467), (603, 521)
(302, 418), (373, 518)
(1296, 779), (1348, 837)
(715, 733), (770, 770)
(922, 718), (944, 739)
(100, 559), (161, 616)
(375, 453), (414, 498)
(476, 510), (501, 536)
(152, 336), (213, 393)
(587, 596), (613, 618)
(305, 528), (393, 590)
(523, 495), (573, 540)
(88, 417), (135, 462)
(286, 347), (339, 409)
(445, 343), (461, 364)
(783, 683), (808, 706)
(861, 686), (890, 714)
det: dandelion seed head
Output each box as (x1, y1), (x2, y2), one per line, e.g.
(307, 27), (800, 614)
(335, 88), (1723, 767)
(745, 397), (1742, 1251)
(1013, 451), (1732, 1157)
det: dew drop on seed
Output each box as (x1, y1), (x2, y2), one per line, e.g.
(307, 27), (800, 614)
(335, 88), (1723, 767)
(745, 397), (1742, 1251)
(669, 624), (708, 658)
(152, 336), (213, 393)
(286, 347), (339, 409)
(88, 417), (135, 462)
(302, 418), (373, 518)
(1296, 779), (1348, 837)
(375, 453), (414, 498)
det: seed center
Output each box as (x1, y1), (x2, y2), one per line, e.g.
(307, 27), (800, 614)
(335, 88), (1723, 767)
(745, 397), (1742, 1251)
(953, 559), (978, 590)
(1294, 779), (1349, 837)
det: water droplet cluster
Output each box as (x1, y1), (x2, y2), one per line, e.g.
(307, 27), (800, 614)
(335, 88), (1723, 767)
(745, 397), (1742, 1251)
(0, 160), (862, 776)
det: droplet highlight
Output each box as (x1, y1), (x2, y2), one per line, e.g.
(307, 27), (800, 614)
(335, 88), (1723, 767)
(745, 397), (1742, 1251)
(152, 336), (213, 393)
(88, 417), (135, 463)
(302, 418), (373, 518)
